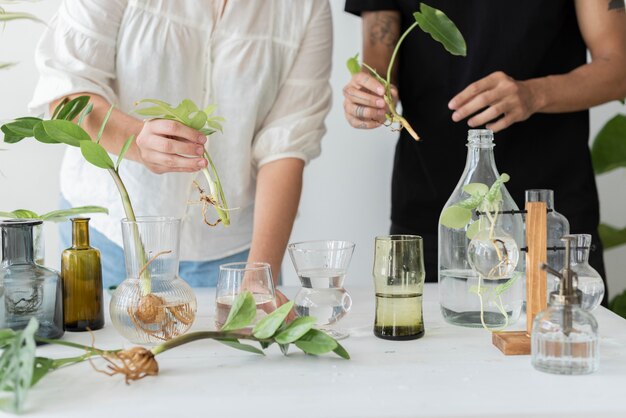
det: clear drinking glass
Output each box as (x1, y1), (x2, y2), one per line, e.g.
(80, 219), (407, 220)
(215, 262), (277, 329)
(373, 235), (425, 340)
(288, 240), (355, 340)
(110, 217), (197, 344)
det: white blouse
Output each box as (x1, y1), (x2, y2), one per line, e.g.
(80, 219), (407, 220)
(30, 0), (332, 261)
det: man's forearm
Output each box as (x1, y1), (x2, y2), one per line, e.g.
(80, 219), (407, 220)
(50, 93), (144, 162)
(362, 11), (401, 83)
(247, 158), (305, 284)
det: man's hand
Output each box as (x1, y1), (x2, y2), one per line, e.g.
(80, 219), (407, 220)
(136, 119), (209, 174)
(448, 71), (540, 133)
(342, 72), (398, 129)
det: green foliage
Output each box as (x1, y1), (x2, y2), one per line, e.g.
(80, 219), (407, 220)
(0, 206), (108, 223)
(220, 292), (257, 332)
(135, 98), (230, 226)
(346, 53), (361, 76)
(274, 317), (317, 344)
(592, 114), (626, 175)
(252, 301), (294, 339)
(412, 3), (466, 56)
(0, 318), (37, 413)
(597, 223), (626, 250)
(439, 174), (510, 231)
(610, 289), (626, 319)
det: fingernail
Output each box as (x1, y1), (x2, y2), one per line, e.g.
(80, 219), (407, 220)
(377, 87), (385, 95)
(196, 146), (204, 155)
(448, 100), (456, 109)
(452, 112), (460, 122)
(376, 99), (385, 108)
(198, 135), (207, 144)
(197, 159), (207, 168)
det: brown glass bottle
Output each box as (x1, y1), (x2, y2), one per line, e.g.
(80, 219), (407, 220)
(61, 218), (104, 331)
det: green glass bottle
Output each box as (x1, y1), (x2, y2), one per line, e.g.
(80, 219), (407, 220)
(61, 218), (104, 331)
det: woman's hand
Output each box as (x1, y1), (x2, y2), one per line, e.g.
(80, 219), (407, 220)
(342, 72), (398, 129)
(136, 119), (209, 174)
(448, 71), (539, 133)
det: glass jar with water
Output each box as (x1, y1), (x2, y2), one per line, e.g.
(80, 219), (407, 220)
(287, 240), (354, 340)
(438, 129), (525, 329)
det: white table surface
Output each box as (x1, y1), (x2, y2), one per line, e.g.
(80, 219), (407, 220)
(21, 284), (626, 418)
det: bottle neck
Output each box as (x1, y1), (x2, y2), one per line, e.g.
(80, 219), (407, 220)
(1, 225), (35, 265)
(463, 130), (499, 180)
(71, 218), (91, 249)
(525, 189), (555, 210)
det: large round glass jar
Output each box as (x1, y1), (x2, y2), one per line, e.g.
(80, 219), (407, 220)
(438, 130), (525, 328)
(110, 217), (197, 344)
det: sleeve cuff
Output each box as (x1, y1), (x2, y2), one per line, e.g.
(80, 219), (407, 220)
(345, 0), (399, 15)
(256, 151), (311, 169)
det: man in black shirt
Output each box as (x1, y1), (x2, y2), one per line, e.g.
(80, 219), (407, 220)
(343, 0), (626, 304)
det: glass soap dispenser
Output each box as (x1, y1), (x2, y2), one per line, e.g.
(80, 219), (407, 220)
(61, 218), (104, 331)
(531, 235), (599, 375)
(0, 219), (64, 338)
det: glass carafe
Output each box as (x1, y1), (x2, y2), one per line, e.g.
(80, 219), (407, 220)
(438, 129), (525, 328)
(525, 190), (570, 299)
(0, 219), (63, 338)
(110, 217), (197, 344)
(569, 234), (604, 311)
(288, 240), (354, 340)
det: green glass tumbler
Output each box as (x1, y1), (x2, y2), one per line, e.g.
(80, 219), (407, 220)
(61, 218), (104, 331)
(373, 235), (425, 340)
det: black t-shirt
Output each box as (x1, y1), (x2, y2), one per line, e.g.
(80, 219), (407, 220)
(345, 0), (605, 283)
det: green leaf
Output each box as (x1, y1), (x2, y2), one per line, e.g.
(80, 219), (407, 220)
(252, 301), (294, 339)
(37, 120), (92, 147)
(40, 206), (109, 222)
(598, 223), (626, 250)
(1, 117), (41, 143)
(51, 97), (69, 120)
(220, 291), (257, 331)
(33, 122), (60, 144)
(0, 318), (38, 413)
(413, 4), (466, 56)
(77, 103), (93, 126)
(0, 11), (43, 24)
(440, 206), (471, 229)
(294, 329), (338, 356)
(466, 219), (480, 239)
(189, 111), (207, 131)
(485, 173), (510, 203)
(9, 209), (39, 218)
(97, 105), (115, 144)
(31, 357), (55, 387)
(116, 135), (135, 171)
(0, 62), (16, 70)
(204, 104), (217, 116)
(494, 273), (520, 296)
(55, 96), (90, 121)
(0, 329), (16, 348)
(332, 341), (350, 360)
(79, 141), (115, 169)
(216, 338), (265, 355)
(610, 289), (626, 319)
(591, 114), (626, 175)
(347, 53), (361, 75)
(463, 183), (488, 197)
(274, 317), (317, 344)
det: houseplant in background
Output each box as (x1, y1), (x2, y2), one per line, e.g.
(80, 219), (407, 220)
(591, 108), (626, 317)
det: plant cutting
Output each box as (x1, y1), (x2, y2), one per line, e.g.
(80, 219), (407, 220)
(0, 291), (349, 414)
(135, 99), (230, 227)
(440, 173), (521, 330)
(0, 207), (108, 222)
(346, 3), (466, 140)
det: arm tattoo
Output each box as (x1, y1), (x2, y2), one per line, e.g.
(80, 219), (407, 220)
(608, 0), (625, 11)
(366, 13), (400, 49)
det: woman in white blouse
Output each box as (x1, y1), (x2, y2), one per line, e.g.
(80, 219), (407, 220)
(30, 0), (332, 296)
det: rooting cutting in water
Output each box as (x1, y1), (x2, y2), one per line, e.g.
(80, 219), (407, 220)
(346, 3), (466, 140)
(0, 292), (349, 413)
(135, 99), (230, 227)
(440, 174), (521, 331)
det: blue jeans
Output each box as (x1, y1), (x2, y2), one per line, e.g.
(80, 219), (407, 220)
(59, 196), (249, 289)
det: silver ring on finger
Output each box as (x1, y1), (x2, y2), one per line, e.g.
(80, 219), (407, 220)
(355, 105), (365, 119)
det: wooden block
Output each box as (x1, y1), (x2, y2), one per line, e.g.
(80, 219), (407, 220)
(492, 331), (531, 355)
(524, 202), (548, 335)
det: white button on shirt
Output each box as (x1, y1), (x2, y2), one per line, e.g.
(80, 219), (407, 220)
(30, 0), (332, 261)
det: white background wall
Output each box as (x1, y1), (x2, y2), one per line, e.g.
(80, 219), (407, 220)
(2, 1), (625, 297)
